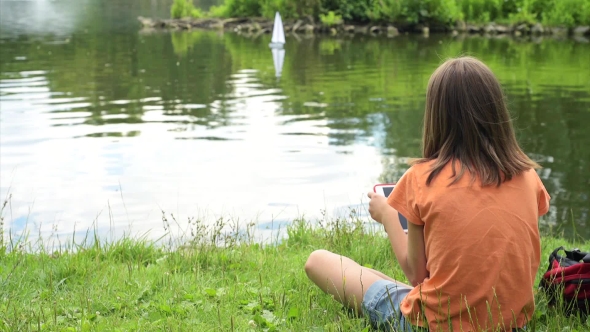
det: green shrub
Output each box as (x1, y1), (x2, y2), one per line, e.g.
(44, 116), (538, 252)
(174, 0), (590, 27)
(262, 0), (315, 20)
(578, 0), (590, 25)
(543, 0), (590, 27)
(506, 0), (539, 25)
(209, 0), (318, 20)
(339, 1), (372, 22)
(209, 4), (230, 18)
(222, 0), (262, 17)
(192, 8), (204, 18)
(376, 0), (404, 22)
(428, 0), (462, 26)
(171, 0), (203, 19)
(459, 0), (504, 23)
(319, 11), (343, 26)
(388, 0), (461, 25)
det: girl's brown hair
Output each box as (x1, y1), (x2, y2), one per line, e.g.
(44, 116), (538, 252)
(413, 56), (539, 186)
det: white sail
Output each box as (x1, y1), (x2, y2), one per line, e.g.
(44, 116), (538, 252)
(272, 47), (285, 78)
(270, 12), (285, 46)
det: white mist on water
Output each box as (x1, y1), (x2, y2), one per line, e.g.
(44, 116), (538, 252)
(0, 0), (89, 38)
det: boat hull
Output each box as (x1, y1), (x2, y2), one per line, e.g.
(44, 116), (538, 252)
(269, 42), (284, 49)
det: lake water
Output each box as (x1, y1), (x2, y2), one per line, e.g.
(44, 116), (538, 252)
(1, 0), (589, 245)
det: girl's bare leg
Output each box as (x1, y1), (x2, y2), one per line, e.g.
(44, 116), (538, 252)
(304, 249), (409, 313)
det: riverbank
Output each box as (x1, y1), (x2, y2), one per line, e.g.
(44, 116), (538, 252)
(2, 217), (588, 330)
(138, 16), (590, 38)
(147, 0), (590, 37)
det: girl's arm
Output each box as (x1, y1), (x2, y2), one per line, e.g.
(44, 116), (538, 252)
(381, 208), (428, 286)
(405, 222), (428, 286)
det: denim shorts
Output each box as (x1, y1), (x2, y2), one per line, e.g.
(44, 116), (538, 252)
(361, 279), (427, 331)
(362, 280), (528, 331)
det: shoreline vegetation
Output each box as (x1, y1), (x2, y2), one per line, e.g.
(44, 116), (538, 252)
(138, 0), (590, 38)
(1, 213), (589, 330)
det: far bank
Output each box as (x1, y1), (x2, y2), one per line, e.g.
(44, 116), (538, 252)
(139, 16), (590, 39)
(149, 0), (590, 37)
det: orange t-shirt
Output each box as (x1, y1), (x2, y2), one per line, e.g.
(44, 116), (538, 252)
(387, 160), (550, 332)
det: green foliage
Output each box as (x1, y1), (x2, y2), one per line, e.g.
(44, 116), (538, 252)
(171, 0), (204, 19)
(506, 0), (539, 25)
(208, 4), (230, 18)
(259, 0), (309, 19)
(220, 0), (262, 17)
(319, 11), (343, 26)
(371, 0), (405, 22)
(459, 0), (504, 23)
(543, 0), (590, 27)
(215, 0), (319, 19)
(406, 0), (462, 25)
(192, 8), (205, 18)
(321, 0), (373, 22)
(193, 0), (590, 27)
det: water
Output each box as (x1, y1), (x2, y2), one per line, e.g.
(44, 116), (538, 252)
(1, 0), (589, 244)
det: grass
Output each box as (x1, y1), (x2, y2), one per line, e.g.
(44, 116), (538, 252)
(1, 210), (589, 331)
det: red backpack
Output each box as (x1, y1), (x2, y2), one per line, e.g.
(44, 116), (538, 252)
(539, 247), (590, 315)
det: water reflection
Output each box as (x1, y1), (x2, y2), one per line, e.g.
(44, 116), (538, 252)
(1, 7), (588, 243)
(271, 48), (285, 79)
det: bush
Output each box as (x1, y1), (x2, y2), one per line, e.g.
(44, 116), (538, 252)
(374, 0), (403, 22)
(171, 0), (203, 19)
(173, 0), (590, 27)
(505, 0), (539, 25)
(208, 4), (230, 18)
(319, 11), (343, 26)
(459, 0), (504, 23)
(214, 0), (317, 19)
(261, 0), (309, 19)
(221, 0), (262, 17)
(378, 0), (461, 25)
(320, 0), (369, 22)
(543, 0), (590, 27)
(319, 0), (462, 26)
(192, 8), (204, 18)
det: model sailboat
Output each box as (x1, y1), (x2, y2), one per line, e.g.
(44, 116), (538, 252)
(269, 12), (285, 48)
(269, 12), (285, 78)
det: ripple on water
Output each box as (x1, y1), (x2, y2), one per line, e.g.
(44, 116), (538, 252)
(0, 86), (50, 94)
(303, 101), (329, 108)
(142, 105), (164, 111)
(110, 99), (133, 105)
(181, 104), (207, 109)
(0, 77), (46, 89)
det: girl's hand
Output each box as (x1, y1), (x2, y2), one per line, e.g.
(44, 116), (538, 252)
(367, 191), (392, 224)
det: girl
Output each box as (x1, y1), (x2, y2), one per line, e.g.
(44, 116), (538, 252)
(304, 56), (550, 331)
